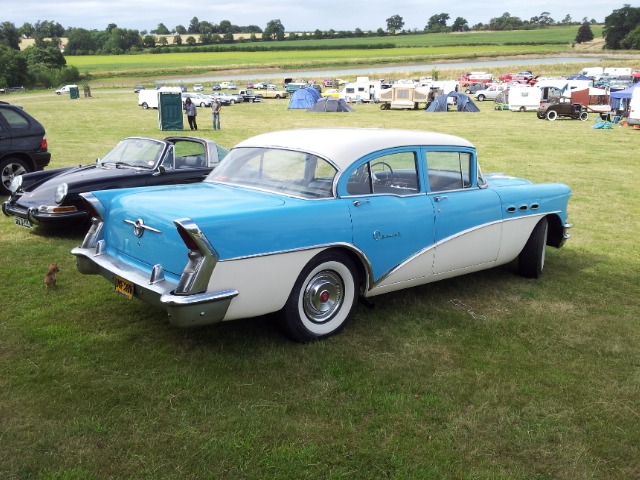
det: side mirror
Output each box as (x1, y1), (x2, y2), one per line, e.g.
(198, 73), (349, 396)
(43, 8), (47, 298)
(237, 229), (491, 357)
(153, 165), (166, 176)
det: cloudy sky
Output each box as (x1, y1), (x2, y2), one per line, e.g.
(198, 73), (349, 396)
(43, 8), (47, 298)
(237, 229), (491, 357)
(5, 0), (616, 33)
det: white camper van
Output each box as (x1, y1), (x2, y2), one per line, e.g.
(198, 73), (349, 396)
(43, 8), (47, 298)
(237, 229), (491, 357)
(339, 77), (382, 103)
(138, 87), (182, 109)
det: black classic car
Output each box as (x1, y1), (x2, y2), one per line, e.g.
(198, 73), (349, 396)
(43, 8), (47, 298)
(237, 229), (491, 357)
(537, 97), (589, 121)
(3, 136), (228, 229)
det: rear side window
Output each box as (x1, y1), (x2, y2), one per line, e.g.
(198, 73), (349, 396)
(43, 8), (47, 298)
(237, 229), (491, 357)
(0, 109), (30, 129)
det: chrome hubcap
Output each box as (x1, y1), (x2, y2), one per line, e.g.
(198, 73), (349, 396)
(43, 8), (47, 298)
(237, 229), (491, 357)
(303, 270), (343, 323)
(2, 163), (27, 188)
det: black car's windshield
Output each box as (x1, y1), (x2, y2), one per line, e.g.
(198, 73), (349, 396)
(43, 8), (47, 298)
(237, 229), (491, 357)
(98, 138), (165, 169)
(205, 147), (337, 199)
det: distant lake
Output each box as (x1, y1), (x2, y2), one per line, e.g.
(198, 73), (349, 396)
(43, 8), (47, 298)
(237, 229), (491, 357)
(159, 56), (606, 84)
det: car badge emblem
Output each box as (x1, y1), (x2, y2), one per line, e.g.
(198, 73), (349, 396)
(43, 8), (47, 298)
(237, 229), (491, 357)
(124, 218), (162, 238)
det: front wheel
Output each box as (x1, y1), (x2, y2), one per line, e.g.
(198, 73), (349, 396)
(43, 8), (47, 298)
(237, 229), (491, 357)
(281, 251), (359, 342)
(142, 102), (149, 109)
(275, 94), (281, 99)
(579, 111), (589, 121)
(546, 110), (557, 121)
(519, 106), (526, 112)
(230, 99), (235, 105)
(517, 217), (548, 279)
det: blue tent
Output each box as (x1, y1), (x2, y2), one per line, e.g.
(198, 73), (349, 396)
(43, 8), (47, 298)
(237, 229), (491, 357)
(425, 91), (479, 112)
(609, 83), (640, 99)
(287, 88), (322, 109)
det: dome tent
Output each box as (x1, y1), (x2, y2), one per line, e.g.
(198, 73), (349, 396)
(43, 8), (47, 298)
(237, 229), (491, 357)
(425, 91), (480, 112)
(306, 97), (354, 112)
(287, 88), (322, 109)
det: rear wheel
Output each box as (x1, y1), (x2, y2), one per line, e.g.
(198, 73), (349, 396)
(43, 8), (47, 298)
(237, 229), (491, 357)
(546, 110), (557, 121)
(579, 111), (589, 121)
(519, 106), (526, 112)
(142, 102), (149, 109)
(477, 94), (485, 101)
(280, 251), (359, 343)
(517, 217), (548, 279)
(230, 100), (235, 105)
(275, 94), (281, 99)
(0, 157), (29, 195)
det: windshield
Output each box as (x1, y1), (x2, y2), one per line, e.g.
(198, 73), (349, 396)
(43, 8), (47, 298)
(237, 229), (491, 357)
(98, 138), (165, 168)
(205, 147), (337, 199)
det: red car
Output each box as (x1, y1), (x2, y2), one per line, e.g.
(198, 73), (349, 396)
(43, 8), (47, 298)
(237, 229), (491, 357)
(322, 78), (333, 87)
(246, 82), (255, 89)
(499, 73), (514, 82)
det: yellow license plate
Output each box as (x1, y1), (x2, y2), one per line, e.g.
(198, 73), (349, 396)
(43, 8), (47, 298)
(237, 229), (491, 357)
(115, 276), (134, 299)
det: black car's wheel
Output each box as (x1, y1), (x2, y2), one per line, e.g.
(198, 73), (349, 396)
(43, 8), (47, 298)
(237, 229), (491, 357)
(477, 94), (485, 101)
(142, 102), (149, 109)
(546, 110), (557, 121)
(579, 111), (589, 121)
(517, 217), (548, 279)
(0, 157), (29, 195)
(281, 251), (359, 343)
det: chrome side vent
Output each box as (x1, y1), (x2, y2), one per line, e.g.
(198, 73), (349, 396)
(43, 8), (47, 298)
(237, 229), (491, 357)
(519, 205), (528, 211)
(506, 206), (516, 213)
(531, 203), (539, 210)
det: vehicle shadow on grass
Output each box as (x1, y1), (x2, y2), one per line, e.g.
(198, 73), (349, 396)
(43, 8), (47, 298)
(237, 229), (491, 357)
(28, 222), (91, 240)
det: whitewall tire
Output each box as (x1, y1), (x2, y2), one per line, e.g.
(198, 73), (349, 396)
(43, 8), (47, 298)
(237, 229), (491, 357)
(281, 251), (358, 342)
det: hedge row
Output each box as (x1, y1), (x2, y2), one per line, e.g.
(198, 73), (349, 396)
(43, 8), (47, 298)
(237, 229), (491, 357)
(147, 43), (396, 54)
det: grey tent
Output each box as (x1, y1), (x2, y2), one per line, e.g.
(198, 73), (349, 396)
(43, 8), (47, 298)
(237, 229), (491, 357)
(425, 91), (480, 112)
(307, 97), (354, 112)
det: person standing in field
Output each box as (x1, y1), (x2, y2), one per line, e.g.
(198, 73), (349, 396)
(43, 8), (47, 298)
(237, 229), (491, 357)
(184, 97), (198, 131)
(211, 98), (221, 130)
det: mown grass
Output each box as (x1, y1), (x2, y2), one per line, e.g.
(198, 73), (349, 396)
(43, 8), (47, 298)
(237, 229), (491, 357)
(1, 86), (639, 479)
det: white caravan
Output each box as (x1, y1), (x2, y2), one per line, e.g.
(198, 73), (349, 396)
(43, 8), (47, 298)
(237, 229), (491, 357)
(138, 87), (182, 109)
(339, 77), (382, 103)
(508, 86), (542, 111)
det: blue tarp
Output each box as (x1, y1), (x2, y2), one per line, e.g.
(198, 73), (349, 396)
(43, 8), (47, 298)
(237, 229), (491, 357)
(609, 83), (640, 99)
(287, 88), (322, 109)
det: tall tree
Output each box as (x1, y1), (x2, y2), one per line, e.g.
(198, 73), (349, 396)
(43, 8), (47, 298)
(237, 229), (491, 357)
(386, 15), (404, 33)
(175, 25), (187, 34)
(451, 17), (469, 32)
(621, 24), (640, 49)
(603, 5), (640, 49)
(425, 13), (450, 33)
(0, 45), (28, 87)
(18, 22), (34, 38)
(575, 22), (594, 43)
(263, 19), (285, 41)
(0, 22), (21, 50)
(152, 23), (170, 34)
(188, 17), (200, 34)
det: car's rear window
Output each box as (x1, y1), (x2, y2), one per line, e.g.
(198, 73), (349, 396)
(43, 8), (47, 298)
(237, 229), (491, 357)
(0, 109), (30, 129)
(207, 147), (336, 199)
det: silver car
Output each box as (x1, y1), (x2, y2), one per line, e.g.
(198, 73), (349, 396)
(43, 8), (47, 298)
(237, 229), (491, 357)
(474, 84), (509, 102)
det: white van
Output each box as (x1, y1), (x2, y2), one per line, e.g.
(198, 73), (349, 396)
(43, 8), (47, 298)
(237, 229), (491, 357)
(138, 87), (182, 109)
(55, 85), (78, 95)
(580, 67), (603, 78)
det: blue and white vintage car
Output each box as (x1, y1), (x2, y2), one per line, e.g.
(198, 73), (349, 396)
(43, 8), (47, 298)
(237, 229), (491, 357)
(72, 129), (572, 342)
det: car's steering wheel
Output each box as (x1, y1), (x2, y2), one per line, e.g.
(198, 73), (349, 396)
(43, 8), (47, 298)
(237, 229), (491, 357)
(371, 161), (394, 185)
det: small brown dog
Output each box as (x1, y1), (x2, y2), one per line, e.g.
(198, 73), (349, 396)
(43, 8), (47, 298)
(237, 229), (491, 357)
(44, 263), (59, 289)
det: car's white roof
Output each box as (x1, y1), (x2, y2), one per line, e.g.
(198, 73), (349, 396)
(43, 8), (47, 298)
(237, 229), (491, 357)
(233, 128), (474, 171)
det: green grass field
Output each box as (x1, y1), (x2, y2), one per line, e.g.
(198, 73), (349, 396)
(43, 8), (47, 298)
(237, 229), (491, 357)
(66, 26), (605, 80)
(1, 87), (639, 479)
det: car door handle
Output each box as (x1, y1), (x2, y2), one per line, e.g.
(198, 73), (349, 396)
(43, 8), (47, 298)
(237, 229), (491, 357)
(434, 196), (448, 202)
(352, 199), (370, 207)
